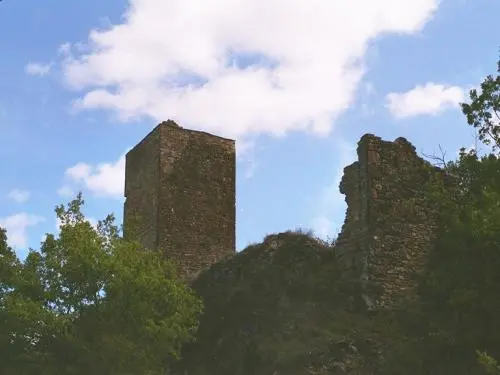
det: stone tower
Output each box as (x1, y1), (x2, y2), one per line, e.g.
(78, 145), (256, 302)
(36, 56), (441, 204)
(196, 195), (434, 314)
(335, 134), (454, 309)
(123, 120), (236, 280)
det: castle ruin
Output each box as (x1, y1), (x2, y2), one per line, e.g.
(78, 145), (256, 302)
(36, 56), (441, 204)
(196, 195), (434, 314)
(335, 134), (453, 309)
(123, 120), (235, 280)
(124, 122), (452, 309)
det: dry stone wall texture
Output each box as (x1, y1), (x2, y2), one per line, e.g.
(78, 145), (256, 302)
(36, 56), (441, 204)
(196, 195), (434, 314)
(124, 120), (235, 280)
(335, 134), (453, 309)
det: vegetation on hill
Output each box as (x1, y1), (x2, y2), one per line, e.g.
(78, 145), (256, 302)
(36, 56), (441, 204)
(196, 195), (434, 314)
(416, 52), (500, 375)
(387, 53), (500, 374)
(171, 231), (414, 374)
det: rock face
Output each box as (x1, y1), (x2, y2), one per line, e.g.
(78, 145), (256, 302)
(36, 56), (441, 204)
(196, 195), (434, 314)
(123, 120), (236, 280)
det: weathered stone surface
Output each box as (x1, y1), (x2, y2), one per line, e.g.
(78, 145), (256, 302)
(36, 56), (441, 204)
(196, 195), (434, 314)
(123, 120), (235, 280)
(335, 134), (453, 309)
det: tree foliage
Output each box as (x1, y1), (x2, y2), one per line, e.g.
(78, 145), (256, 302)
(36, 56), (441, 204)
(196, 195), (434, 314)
(478, 351), (500, 375)
(414, 53), (500, 374)
(461, 51), (500, 152)
(0, 193), (202, 375)
(419, 150), (500, 369)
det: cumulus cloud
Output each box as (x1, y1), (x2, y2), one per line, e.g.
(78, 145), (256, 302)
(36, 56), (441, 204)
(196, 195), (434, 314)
(312, 215), (334, 239)
(86, 217), (98, 229)
(386, 83), (465, 119)
(243, 157), (259, 179)
(7, 189), (31, 203)
(57, 185), (75, 198)
(59, 0), (440, 139)
(311, 139), (357, 239)
(25, 62), (52, 76)
(0, 213), (45, 248)
(61, 153), (126, 199)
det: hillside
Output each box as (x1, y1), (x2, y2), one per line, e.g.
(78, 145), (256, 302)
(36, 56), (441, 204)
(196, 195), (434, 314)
(169, 134), (483, 375)
(173, 231), (402, 375)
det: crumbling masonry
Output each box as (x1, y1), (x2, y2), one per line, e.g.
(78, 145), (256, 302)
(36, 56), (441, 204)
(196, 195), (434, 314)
(123, 120), (235, 280)
(335, 134), (454, 309)
(124, 122), (453, 308)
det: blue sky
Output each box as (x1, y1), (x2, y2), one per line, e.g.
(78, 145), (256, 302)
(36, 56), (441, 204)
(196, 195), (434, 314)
(0, 0), (498, 260)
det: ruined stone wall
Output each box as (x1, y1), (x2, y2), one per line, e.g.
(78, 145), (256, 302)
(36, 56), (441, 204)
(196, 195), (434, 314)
(124, 120), (236, 281)
(123, 127), (160, 252)
(336, 134), (452, 309)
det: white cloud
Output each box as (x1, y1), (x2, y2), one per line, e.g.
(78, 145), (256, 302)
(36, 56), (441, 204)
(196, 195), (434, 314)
(0, 213), (45, 248)
(236, 138), (256, 159)
(57, 185), (74, 197)
(66, 163), (92, 180)
(56, 217), (63, 232)
(363, 82), (376, 96)
(59, 0), (440, 139)
(7, 189), (31, 203)
(86, 217), (98, 229)
(58, 43), (71, 55)
(62, 153), (126, 199)
(312, 215), (334, 239)
(357, 81), (377, 118)
(25, 62), (52, 76)
(386, 82), (465, 119)
(243, 157), (259, 179)
(311, 139), (357, 239)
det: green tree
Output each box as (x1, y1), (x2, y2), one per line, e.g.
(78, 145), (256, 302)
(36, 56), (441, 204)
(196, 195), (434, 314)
(417, 53), (500, 374)
(478, 351), (500, 375)
(461, 52), (500, 152)
(0, 193), (203, 375)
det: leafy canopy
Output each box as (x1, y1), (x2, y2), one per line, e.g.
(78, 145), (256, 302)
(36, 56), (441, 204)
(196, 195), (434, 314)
(416, 52), (500, 374)
(461, 53), (500, 152)
(0, 193), (203, 375)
